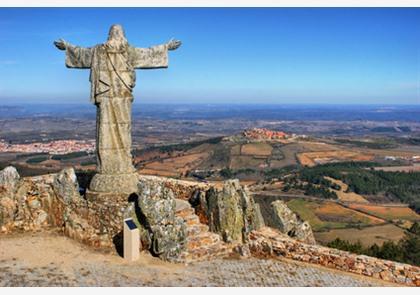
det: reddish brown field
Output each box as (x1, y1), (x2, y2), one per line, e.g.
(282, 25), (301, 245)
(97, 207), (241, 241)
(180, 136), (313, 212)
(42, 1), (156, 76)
(139, 152), (209, 177)
(373, 164), (420, 172)
(315, 224), (406, 247)
(348, 204), (420, 222)
(241, 143), (273, 156)
(315, 202), (385, 225)
(297, 150), (374, 167)
(324, 177), (369, 203)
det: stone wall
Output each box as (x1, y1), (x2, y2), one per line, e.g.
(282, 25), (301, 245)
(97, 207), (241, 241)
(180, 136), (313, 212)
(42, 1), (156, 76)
(138, 175), (210, 201)
(0, 166), (130, 248)
(1, 166), (419, 286)
(248, 227), (420, 286)
(0, 168), (192, 260)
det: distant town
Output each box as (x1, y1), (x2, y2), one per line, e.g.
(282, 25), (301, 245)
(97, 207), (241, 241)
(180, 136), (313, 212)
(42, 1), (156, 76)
(0, 139), (95, 155)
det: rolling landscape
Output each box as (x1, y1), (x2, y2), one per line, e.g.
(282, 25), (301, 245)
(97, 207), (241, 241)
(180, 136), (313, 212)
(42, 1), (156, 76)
(1, 104), (419, 266)
(1, 6), (420, 288)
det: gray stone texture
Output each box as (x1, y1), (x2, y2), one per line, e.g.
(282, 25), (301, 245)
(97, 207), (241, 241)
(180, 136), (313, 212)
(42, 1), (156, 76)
(248, 227), (420, 286)
(0, 166), (20, 196)
(203, 179), (264, 243)
(55, 25), (179, 194)
(1, 168), (419, 286)
(136, 178), (187, 261)
(270, 200), (316, 244)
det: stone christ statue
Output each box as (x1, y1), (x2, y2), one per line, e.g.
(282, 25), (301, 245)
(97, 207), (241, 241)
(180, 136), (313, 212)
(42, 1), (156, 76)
(54, 24), (181, 194)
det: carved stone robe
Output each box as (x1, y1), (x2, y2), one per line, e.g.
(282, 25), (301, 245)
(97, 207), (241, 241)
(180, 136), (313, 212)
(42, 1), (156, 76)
(65, 43), (168, 192)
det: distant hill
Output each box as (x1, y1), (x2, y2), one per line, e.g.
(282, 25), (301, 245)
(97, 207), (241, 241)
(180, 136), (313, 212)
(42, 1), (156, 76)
(135, 129), (420, 182)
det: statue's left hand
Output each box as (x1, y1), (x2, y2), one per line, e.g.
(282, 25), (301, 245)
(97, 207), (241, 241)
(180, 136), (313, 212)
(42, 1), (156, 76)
(54, 38), (68, 50)
(167, 38), (182, 51)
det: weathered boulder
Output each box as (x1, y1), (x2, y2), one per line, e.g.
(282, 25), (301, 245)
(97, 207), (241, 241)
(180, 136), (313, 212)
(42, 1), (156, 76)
(0, 196), (16, 232)
(0, 167), (58, 232)
(0, 166), (20, 231)
(199, 179), (264, 243)
(0, 166), (20, 197)
(270, 200), (316, 244)
(136, 178), (187, 261)
(52, 168), (80, 204)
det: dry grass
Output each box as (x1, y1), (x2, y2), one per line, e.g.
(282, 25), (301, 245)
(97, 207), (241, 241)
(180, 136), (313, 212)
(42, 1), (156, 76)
(355, 147), (420, 158)
(139, 169), (180, 177)
(297, 153), (315, 166)
(230, 144), (242, 156)
(286, 199), (384, 232)
(324, 177), (369, 203)
(241, 143), (273, 156)
(297, 141), (341, 152)
(348, 204), (420, 222)
(297, 150), (374, 167)
(230, 156), (267, 170)
(239, 180), (257, 186)
(372, 164), (420, 172)
(139, 152), (209, 177)
(315, 202), (384, 225)
(314, 224), (406, 247)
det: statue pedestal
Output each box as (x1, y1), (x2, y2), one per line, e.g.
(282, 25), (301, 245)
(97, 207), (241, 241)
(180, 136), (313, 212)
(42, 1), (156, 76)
(88, 172), (139, 195)
(83, 190), (136, 252)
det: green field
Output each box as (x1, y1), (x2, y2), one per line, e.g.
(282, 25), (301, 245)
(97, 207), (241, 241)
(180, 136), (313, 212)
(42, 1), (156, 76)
(286, 199), (384, 232)
(26, 155), (49, 164)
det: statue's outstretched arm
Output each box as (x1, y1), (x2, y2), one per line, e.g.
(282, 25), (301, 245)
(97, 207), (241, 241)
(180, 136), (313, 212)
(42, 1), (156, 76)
(54, 39), (93, 69)
(53, 38), (71, 51)
(130, 39), (181, 69)
(166, 38), (182, 51)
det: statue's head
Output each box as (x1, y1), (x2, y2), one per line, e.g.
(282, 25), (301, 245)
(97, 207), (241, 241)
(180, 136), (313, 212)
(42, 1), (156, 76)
(106, 24), (128, 49)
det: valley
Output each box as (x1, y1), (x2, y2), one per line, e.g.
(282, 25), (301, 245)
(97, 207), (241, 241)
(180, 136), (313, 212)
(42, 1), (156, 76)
(1, 104), (419, 253)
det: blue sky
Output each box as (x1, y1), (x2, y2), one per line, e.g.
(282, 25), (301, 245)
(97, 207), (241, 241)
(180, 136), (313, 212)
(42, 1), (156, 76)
(0, 7), (419, 105)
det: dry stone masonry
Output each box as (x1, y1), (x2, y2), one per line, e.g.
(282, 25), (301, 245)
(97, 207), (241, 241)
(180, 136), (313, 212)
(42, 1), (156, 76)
(1, 166), (419, 286)
(248, 227), (420, 286)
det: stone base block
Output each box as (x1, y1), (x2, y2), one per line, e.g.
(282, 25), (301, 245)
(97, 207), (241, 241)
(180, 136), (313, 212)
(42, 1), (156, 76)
(85, 190), (130, 203)
(89, 172), (139, 194)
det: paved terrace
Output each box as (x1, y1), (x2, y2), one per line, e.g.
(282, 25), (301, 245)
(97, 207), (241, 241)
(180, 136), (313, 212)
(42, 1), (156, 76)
(0, 231), (397, 287)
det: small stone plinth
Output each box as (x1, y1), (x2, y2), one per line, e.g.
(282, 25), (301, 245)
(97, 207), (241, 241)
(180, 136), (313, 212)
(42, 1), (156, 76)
(123, 218), (140, 262)
(88, 173), (139, 195)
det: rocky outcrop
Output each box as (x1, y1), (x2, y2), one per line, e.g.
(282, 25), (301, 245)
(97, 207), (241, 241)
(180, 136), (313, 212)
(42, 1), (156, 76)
(0, 168), (190, 258)
(0, 169), (57, 233)
(138, 174), (211, 202)
(248, 227), (420, 286)
(193, 179), (264, 243)
(0, 166), (19, 230)
(136, 178), (187, 261)
(52, 168), (80, 204)
(2, 167), (419, 286)
(270, 200), (315, 244)
(0, 166), (20, 196)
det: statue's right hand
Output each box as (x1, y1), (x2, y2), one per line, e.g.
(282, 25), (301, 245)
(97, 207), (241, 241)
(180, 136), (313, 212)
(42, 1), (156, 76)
(54, 39), (67, 50)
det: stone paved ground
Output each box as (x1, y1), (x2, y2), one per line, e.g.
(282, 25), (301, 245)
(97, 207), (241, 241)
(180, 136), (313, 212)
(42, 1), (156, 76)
(0, 230), (398, 287)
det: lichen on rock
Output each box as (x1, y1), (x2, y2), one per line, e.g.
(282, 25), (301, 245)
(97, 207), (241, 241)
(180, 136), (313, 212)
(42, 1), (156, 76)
(270, 200), (315, 244)
(0, 166), (20, 231)
(198, 179), (264, 243)
(136, 178), (187, 261)
(52, 168), (81, 204)
(0, 166), (20, 197)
